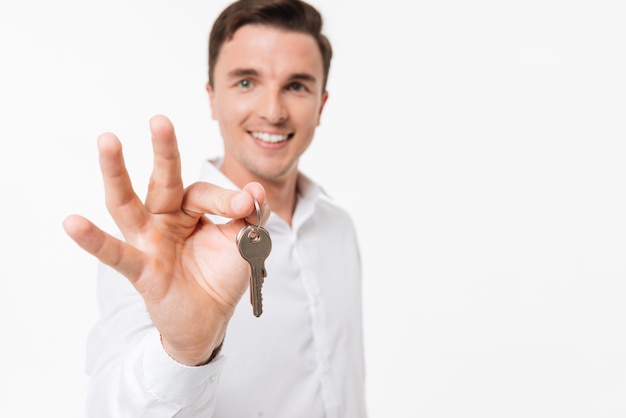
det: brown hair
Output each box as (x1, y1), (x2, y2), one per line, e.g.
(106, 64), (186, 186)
(208, 0), (332, 93)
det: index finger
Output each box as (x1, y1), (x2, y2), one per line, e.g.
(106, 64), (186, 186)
(181, 181), (269, 225)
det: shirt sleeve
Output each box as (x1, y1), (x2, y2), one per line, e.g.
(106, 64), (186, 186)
(85, 263), (224, 418)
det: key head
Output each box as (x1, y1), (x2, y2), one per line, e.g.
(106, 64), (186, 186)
(237, 225), (272, 261)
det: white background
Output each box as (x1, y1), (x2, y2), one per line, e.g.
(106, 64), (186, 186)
(1, 0), (625, 417)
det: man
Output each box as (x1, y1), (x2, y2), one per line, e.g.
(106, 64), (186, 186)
(63, 0), (367, 416)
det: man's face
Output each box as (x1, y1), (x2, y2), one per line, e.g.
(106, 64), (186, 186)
(207, 24), (328, 186)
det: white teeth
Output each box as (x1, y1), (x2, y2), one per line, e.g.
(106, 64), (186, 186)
(251, 132), (289, 143)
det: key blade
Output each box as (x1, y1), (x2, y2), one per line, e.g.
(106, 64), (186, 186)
(250, 263), (264, 317)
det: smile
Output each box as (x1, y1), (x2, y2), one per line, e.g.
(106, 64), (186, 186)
(250, 131), (292, 144)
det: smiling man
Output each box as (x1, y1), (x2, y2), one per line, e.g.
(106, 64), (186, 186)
(207, 22), (328, 225)
(64, 1), (367, 417)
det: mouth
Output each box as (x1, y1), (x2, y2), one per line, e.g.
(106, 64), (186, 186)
(250, 131), (293, 144)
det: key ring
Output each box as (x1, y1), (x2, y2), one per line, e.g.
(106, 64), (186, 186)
(244, 196), (262, 229)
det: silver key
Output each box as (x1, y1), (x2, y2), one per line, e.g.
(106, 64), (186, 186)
(236, 199), (272, 317)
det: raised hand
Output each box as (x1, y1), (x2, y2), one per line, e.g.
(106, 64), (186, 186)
(63, 115), (268, 365)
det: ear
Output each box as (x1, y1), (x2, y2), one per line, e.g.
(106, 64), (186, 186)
(316, 91), (329, 126)
(206, 83), (218, 120)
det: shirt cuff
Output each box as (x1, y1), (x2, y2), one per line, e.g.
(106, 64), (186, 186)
(142, 328), (225, 406)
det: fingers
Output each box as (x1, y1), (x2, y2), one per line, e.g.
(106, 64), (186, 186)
(144, 115), (184, 214)
(182, 181), (269, 225)
(63, 215), (145, 282)
(98, 133), (148, 234)
(241, 182), (271, 226)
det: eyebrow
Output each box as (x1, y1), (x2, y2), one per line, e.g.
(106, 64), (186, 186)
(227, 68), (318, 84)
(227, 68), (259, 78)
(289, 73), (317, 84)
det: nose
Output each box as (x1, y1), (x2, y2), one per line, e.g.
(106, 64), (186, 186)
(257, 89), (287, 124)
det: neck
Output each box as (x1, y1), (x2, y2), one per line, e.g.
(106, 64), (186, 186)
(262, 175), (298, 226)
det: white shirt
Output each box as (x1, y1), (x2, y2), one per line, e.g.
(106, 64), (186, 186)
(86, 159), (367, 418)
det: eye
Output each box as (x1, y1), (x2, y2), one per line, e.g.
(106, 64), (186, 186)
(237, 79), (252, 89)
(289, 82), (306, 92)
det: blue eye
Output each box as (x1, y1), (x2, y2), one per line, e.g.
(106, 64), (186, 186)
(289, 83), (305, 92)
(238, 79), (251, 88)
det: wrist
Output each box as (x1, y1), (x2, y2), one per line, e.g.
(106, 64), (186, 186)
(161, 333), (226, 366)
(203, 339), (224, 365)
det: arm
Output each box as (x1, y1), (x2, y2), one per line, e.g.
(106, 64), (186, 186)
(64, 115), (268, 415)
(84, 263), (225, 417)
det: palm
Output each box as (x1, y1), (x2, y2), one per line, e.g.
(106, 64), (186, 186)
(129, 207), (248, 305)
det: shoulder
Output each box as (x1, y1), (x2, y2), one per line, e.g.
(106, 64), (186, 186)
(317, 194), (353, 224)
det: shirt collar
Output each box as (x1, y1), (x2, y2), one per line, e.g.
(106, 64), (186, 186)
(197, 158), (329, 229)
